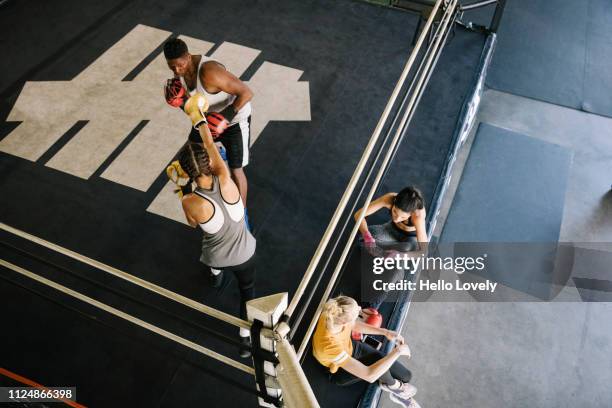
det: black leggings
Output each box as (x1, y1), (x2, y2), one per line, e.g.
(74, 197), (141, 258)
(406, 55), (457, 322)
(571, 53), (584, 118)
(215, 257), (256, 320)
(332, 340), (412, 386)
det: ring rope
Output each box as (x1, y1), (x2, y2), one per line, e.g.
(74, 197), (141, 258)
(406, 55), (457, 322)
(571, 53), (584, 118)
(0, 258), (255, 375)
(0, 239), (247, 349)
(289, 0), (458, 339)
(297, 0), (459, 359)
(0, 222), (254, 332)
(283, 0), (446, 320)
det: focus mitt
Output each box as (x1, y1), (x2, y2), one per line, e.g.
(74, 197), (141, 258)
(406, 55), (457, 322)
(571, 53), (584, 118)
(166, 160), (192, 199)
(183, 93), (209, 130)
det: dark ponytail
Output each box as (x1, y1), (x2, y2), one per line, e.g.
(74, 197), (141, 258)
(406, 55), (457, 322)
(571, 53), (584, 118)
(394, 186), (424, 213)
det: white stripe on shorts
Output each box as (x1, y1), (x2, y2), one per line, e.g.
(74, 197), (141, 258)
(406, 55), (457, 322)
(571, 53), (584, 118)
(239, 120), (250, 167)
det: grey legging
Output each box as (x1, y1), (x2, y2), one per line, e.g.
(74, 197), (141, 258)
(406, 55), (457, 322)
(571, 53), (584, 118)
(369, 221), (417, 247)
(363, 222), (418, 309)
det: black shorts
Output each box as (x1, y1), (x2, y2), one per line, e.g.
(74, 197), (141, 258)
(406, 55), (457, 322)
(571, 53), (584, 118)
(189, 116), (251, 169)
(331, 340), (412, 386)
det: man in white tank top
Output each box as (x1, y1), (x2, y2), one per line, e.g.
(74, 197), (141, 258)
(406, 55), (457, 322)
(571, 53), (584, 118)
(163, 38), (253, 212)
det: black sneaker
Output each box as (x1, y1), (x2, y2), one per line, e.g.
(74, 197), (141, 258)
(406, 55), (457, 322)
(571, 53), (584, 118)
(239, 336), (252, 359)
(208, 270), (224, 288)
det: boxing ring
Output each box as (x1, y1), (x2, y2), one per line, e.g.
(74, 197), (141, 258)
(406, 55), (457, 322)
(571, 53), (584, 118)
(0, 0), (504, 406)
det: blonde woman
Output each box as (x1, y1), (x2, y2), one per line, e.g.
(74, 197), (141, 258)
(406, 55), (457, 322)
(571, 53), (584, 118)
(313, 296), (420, 408)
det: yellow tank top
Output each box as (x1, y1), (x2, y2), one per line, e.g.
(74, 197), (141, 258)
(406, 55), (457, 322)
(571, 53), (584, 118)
(312, 314), (354, 373)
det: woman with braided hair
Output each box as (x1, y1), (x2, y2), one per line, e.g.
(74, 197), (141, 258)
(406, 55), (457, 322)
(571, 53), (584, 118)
(178, 122), (256, 359)
(312, 296), (420, 408)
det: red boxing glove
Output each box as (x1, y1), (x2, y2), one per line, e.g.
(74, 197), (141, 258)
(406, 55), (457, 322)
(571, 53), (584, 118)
(363, 308), (383, 328)
(206, 112), (230, 138)
(206, 105), (237, 138)
(351, 308), (383, 341)
(164, 78), (187, 108)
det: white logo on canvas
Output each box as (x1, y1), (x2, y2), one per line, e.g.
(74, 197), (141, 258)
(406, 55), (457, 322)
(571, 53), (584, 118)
(0, 24), (311, 223)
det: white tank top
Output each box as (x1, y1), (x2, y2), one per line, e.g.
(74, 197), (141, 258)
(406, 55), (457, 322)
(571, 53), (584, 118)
(181, 57), (251, 125)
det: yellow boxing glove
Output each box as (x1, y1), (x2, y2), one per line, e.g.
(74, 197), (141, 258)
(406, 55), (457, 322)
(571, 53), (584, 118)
(166, 160), (191, 199)
(183, 93), (209, 130)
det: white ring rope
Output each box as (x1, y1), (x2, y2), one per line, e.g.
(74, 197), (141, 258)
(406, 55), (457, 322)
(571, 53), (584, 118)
(0, 258), (255, 376)
(284, 0), (446, 320)
(0, 222), (257, 332)
(297, 0), (459, 359)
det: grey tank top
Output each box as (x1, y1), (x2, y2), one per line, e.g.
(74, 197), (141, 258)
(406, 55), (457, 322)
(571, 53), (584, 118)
(193, 177), (255, 268)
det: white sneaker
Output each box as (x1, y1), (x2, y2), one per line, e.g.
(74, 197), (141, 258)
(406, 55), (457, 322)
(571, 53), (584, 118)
(380, 381), (417, 399)
(389, 394), (421, 408)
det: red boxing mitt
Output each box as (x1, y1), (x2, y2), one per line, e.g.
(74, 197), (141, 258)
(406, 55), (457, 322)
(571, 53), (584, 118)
(362, 308), (383, 328)
(206, 112), (229, 138)
(351, 308), (383, 341)
(206, 105), (236, 138)
(164, 78), (187, 108)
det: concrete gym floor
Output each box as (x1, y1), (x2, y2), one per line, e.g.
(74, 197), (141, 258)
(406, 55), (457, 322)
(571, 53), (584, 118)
(380, 90), (612, 408)
(380, 1), (612, 406)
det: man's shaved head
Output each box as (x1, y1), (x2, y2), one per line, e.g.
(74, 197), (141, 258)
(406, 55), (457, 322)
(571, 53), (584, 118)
(163, 38), (188, 60)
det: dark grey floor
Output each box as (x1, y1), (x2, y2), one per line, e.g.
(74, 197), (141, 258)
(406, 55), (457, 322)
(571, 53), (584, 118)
(442, 123), (572, 243)
(487, 0), (612, 118)
(0, 278), (258, 407)
(437, 123), (574, 302)
(478, 90), (612, 244)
